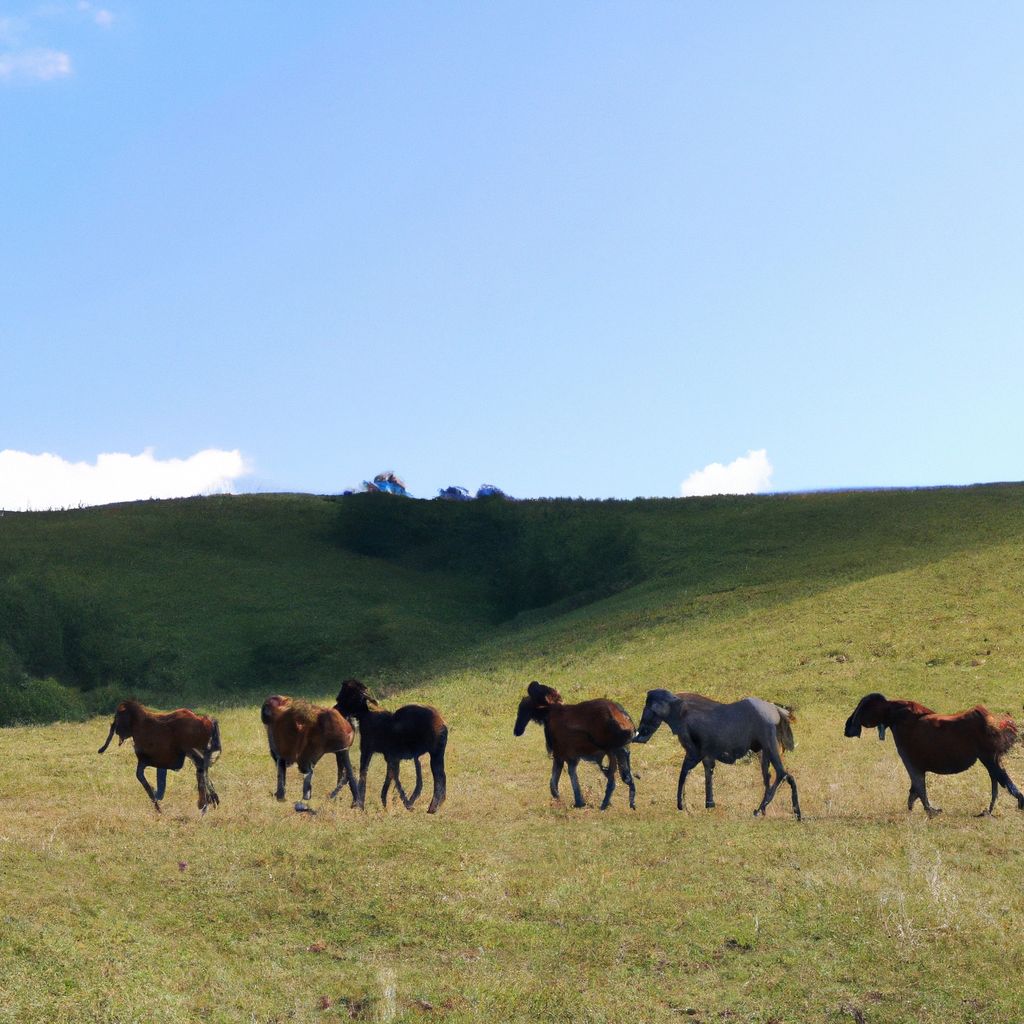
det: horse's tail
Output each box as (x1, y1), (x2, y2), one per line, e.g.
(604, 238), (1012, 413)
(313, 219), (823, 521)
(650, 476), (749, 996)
(981, 708), (1017, 759)
(775, 706), (797, 751)
(611, 702), (636, 746)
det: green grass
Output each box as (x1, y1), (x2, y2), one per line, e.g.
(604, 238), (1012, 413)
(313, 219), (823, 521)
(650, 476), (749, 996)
(3, 485), (1024, 1021)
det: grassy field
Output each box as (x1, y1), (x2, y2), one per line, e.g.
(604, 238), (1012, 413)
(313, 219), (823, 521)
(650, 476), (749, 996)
(4, 487), (1024, 1021)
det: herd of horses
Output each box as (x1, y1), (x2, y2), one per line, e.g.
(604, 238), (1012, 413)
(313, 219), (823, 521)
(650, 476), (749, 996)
(97, 680), (1024, 821)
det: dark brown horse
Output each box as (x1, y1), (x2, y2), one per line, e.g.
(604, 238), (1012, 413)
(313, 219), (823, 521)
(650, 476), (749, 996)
(98, 700), (221, 813)
(261, 695), (358, 804)
(844, 692), (1024, 817)
(334, 679), (449, 813)
(513, 681), (636, 809)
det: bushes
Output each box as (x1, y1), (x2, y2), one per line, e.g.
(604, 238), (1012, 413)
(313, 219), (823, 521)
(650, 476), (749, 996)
(0, 641), (88, 724)
(335, 494), (641, 620)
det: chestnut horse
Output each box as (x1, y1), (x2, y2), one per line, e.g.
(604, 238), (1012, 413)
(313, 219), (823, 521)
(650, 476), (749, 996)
(334, 679), (449, 814)
(513, 681), (636, 810)
(98, 700), (221, 813)
(844, 692), (1024, 817)
(261, 695), (358, 804)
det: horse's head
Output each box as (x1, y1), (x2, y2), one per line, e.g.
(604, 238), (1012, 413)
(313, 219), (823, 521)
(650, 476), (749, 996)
(844, 693), (889, 740)
(633, 689), (677, 743)
(335, 678), (378, 719)
(97, 700), (137, 753)
(513, 681), (563, 736)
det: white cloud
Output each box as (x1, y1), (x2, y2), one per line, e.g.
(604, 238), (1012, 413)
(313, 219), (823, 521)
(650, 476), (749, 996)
(0, 449), (252, 511)
(681, 449), (773, 498)
(0, 47), (72, 81)
(77, 2), (113, 27)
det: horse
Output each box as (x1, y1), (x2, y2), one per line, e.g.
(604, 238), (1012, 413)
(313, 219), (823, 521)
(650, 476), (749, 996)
(513, 681), (636, 810)
(633, 688), (800, 820)
(98, 700), (221, 813)
(334, 679), (449, 813)
(261, 695), (358, 804)
(844, 692), (1024, 817)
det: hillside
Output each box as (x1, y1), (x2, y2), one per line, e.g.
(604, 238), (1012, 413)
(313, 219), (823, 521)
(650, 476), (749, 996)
(4, 485), (1024, 1021)
(3, 485), (1024, 726)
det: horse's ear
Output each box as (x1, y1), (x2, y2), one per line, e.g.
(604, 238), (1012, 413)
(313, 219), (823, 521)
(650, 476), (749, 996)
(527, 681), (545, 699)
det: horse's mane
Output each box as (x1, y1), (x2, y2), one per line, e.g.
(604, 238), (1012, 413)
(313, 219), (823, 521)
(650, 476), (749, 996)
(287, 699), (322, 726)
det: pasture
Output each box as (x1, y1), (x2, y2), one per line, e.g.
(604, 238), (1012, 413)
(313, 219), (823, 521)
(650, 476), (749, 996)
(4, 487), (1024, 1021)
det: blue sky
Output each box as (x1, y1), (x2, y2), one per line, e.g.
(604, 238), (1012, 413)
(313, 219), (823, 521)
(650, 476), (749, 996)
(3, 3), (1023, 506)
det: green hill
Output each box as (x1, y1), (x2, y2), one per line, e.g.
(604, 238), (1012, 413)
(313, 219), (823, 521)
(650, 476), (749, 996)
(3, 484), (1024, 726)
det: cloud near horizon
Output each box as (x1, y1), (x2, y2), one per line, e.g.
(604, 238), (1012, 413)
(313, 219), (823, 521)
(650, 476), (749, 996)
(0, 449), (252, 511)
(681, 449), (773, 497)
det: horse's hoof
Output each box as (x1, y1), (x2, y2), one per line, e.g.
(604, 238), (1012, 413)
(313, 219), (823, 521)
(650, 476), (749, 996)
(705, 802), (716, 809)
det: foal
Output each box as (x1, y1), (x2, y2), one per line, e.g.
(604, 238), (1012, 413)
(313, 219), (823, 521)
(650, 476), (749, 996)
(513, 681), (636, 810)
(98, 700), (221, 813)
(844, 692), (1024, 817)
(334, 679), (449, 814)
(261, 695), (358, 804)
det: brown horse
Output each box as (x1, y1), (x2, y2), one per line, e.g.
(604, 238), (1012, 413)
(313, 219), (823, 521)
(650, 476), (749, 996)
(261, 695), (358, 804)
(513, 681), (636, 809)
(98, 700), (221, 813)
(844, 692), (1024, 817)
(334, 679), (449, 814)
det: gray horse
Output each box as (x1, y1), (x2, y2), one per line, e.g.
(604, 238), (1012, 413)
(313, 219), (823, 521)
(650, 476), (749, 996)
(633, 688), (801, 820)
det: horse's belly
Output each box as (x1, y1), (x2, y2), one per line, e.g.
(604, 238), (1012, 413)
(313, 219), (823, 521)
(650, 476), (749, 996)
(717, 749), (748, 765)
(927, 755), (977, 775)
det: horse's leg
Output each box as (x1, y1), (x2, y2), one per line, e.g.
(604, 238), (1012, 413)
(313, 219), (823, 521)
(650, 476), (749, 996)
(275, 758), (287, 801)
(909, 765), (940, 816)
(902, 760), (939, 816)
(550, 757), (564, 800)
(703, 758), (716, 808)
(427, 743), (447, 814)
(907, 787), (919, 811)
(785, 769), (801, 820)
(979, 757), (1024, 814)
(135, 761), (161, 813)
(618, 747), (636, 810)
(328, 751), (347, 800)
(391, 760), (416, 811)
(754, 749), (787, 817)
(997, 763), (1024, 810)
(355, 748), (372, 810)
(677, 752), (701, 811)
(407, 757), (424, 807)
(299, 761), (314, 802)
(189, 751), (213, 813)
(599, 753), (617, 811)
(154, 767), (168, 802)
(199, 746), (219, 810)
(566, 760), (587, 808)
(380, 760), (395, 808)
